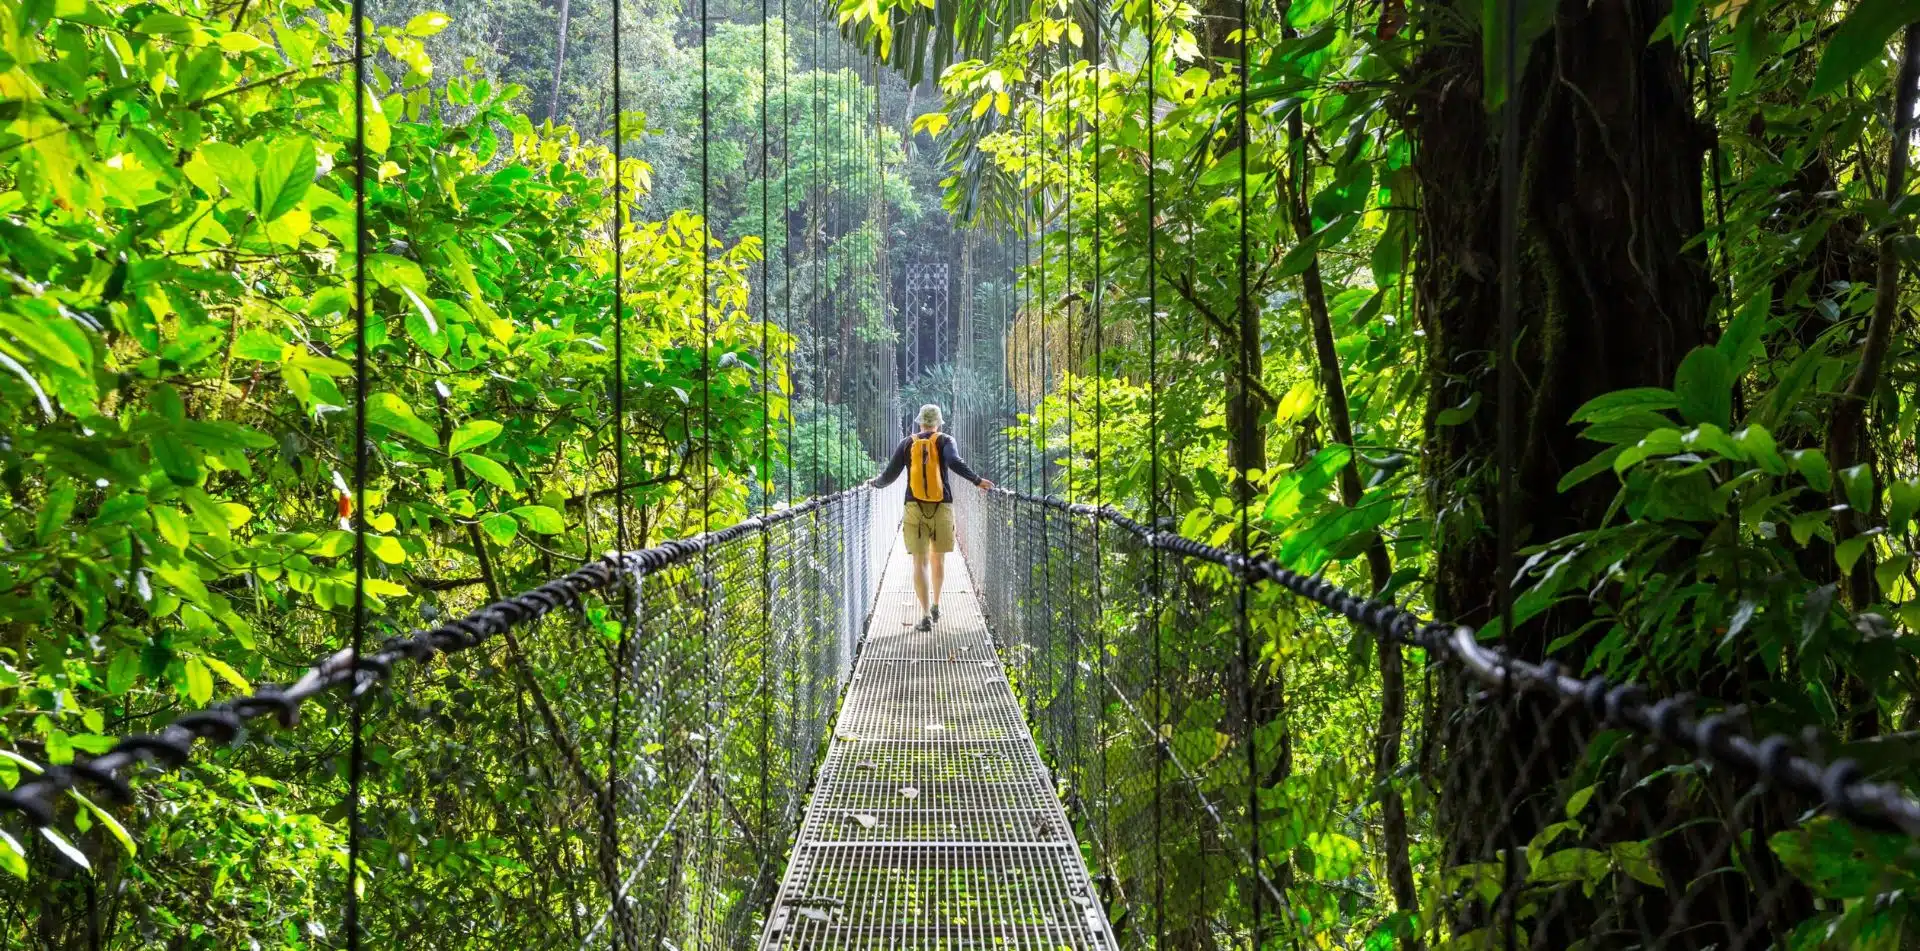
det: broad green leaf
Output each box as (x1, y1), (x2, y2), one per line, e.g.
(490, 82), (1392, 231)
(1877, 554), (1912, 593)
(1771, 817), (1920, 898)
(150, 434), (203, 486)
(511, 505), (566, 534)
(1810, 0), (1915, 97)
(449, 420), (504, 455)
(1557, 445), (1626, 492)
(108, 649), (141, 695)
(1837, 537), (1869, 577)
(406, 11), (451, 35)
(1673, 346), (1733, 428)
(368, 392), (440, 447)
(368, 254), (429, 294)
(1717, 294), (1768, 377)
(480, 513), (519, 545)
(254, 138), (315, 222)
(460, 453), (517, 492)
(69, 790), (135, 857)
(36, 481), (75, 543)
(0, 830), (26, 880)
(368, 535), (406, 565)
(184, 656), (214, 705)
(40, 828), (89, 870)
(1839, 464), (1874, 512)
(1791, 449), (1833, 494)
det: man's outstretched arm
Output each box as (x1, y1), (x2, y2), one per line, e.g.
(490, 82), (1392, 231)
(944, 437), (993, 490)
(868, 440), (909, 488)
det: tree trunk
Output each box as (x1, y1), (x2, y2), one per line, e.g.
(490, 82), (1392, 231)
(1408, 0), (1738, 943)
(1284, 99), (1417, 939)
(546, 0), (572, 124)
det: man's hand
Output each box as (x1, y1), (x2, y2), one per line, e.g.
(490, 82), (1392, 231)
(977, 479), (995, 491)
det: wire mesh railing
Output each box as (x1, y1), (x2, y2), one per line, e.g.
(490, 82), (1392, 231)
(960, 484), (1920, 950)
(3, 487), (897, 949)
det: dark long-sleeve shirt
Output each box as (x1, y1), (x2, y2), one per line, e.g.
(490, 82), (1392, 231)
(871, 432), (982, 503)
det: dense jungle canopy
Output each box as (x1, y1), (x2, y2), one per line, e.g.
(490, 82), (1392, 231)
(1, 0), (1918, 942)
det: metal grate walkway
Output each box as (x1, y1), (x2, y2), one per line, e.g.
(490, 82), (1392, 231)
(761, 540), (1117, 949)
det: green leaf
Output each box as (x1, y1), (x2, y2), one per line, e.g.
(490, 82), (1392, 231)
(108, 648), (142, 694)
(1717, 294), (1768, 377)
(36, 481), (75, 543)
(459, 453), (517, 492)
(1571, 387), (1678, 423)
(1557, 445), (1626, 492)
(1529, 847), (1608, 884)
(1837, 537), (1869, 577)
(0, 830), (26, 880)
(1771, 817), (1920, 898)
(150, 434), (203, 486)
(1876, 554), (1911, 594)
(511, 505), (566, 535)
(1610, 841), (1666, 888)
(368, 393), (440, 447)
(69, 790), (135, 857)
(254, 138), (315, 222)
(1839, 464), (1873, 513)
(1436, 391), (1481, 426)
(480, 513), (519, 545)
(449, 420), (503, 455)
(368, 535), (406, 565)
(1810, 0), (1915, 97)
(1673, 346), (1732, 428)
(183, 656), (214, 705)
(1792, 449), (1833, 494)
(368, 254), (428, 294)
(1890, 478), (1920, 530)
(40, 828), (89, 870)
(406, 11), (451, 35)
(132, 13), (195, 33)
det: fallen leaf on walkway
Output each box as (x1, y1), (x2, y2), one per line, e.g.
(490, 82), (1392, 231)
(898, 786), (919, 800)
(855, 760), (876, 770)
(847, 813), (878, 829)
(924, 724), (945, 731)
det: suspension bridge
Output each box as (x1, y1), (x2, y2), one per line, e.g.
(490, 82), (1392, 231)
(5, 0), (1920, 938)
(8, 476), (1919, 947)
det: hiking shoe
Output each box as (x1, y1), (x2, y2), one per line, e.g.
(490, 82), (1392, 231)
(915, 616), (932, 632)
(930, 604), (941, 623)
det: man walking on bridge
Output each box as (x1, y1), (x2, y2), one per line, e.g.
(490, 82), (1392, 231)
(868, 404), (994, 632)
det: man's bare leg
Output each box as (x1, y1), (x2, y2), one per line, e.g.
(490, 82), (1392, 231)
(911, 549), (931, 617)
(930, 552), (946, 613)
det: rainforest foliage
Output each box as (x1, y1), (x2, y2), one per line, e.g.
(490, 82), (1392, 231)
(866, 0), (1920, 942)
(3, 0), (1920, 941)
(0, 0), (912, 943)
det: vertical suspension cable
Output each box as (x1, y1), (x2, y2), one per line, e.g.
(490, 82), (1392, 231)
(782, 1), (795, 507)
(1143, 0), (1166, 940)
(1060, 34), (1081, 810)
(606, 0), (635, 939)
(756, 0), (774, 897)
(1496, 0), (1522, 946)
(345, 0), (369, 943)
(1038, 31), (1052, 737)
(1233, 0), (1261, 936)
(695, 0), (717, 929)
(1089, 0), (1111, 893)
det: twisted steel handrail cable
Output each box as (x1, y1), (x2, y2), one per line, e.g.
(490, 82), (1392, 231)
(984, 485), (1920, 840)
(0, 488), (869, 829)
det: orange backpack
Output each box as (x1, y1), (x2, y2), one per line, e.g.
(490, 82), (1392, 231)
(908, 433), (945, 503)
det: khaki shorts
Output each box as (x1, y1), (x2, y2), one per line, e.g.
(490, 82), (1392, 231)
(902, 501), (956, 555)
